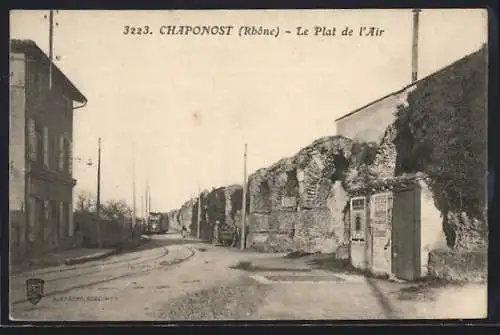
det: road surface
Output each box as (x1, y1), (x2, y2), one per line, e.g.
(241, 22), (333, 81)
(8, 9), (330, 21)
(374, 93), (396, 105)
(9, 234), (487, 321)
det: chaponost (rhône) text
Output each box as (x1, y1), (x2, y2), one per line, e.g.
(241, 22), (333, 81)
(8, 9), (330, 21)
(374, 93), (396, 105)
(122, 25), (385, 38)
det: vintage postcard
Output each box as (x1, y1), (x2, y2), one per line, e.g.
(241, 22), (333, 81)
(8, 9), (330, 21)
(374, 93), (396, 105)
(8, 9), (488, 321)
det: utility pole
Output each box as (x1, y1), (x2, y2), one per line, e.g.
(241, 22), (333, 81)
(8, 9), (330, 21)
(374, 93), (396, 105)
(140, 195), (144, 223)
(241, 144), (247, 250)
(149, 187), (152, 213)
(48, 10), (54, 90)
(96, 138), (102, 248)
(132, 143), (137, 228)
(145, 180), (149, 215)
(197, 185), (201, 239)
(412, 9), (422, 83)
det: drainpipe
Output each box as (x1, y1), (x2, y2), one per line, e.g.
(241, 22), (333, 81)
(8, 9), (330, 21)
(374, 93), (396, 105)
(412, 9), (421, 83)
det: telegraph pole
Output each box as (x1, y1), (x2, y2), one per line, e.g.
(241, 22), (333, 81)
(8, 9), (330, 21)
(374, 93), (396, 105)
(241, 144), (247, 250)
(96, 138), (102, 248)
(132, 143), (137, 228)
(145, 180), (149, 214)
(149, 187), (152, 213)
(48, 10), (54, 90)
(412, 9), (422, 83)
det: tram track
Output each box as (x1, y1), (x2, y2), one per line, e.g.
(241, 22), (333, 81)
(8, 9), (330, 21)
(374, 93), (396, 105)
(11, 245), (196, 306)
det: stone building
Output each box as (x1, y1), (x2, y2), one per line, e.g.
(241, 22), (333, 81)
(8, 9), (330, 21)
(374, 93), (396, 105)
(9, 39), (87, 262)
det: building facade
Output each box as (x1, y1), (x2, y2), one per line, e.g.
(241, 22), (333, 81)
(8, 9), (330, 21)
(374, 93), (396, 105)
(9, 39), (87, 261)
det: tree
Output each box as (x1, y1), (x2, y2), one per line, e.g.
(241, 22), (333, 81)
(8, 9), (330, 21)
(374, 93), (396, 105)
(76, 191), (96, 213)
(100, 199), (132, 222)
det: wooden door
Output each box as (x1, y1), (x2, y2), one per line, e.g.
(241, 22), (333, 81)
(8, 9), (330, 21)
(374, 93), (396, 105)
(392, 186), (421, 281)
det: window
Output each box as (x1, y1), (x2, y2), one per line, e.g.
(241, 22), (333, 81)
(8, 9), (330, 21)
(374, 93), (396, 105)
(58, 136), (71, 173)
(352, 198), (365, 210)
(355, 214), (362, 232)
(350, 197), (366, 241)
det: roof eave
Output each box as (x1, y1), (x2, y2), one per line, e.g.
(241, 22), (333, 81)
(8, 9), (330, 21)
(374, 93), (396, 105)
(10, 39), (87, 105)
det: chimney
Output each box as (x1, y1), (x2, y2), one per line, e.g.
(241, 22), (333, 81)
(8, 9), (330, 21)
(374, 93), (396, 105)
(412, 9), (421, 83)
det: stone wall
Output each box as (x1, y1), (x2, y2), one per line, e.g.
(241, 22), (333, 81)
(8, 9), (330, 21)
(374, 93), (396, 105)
(178, 199), (195, 233)
(244, 136), (353, 253)
(294, 210), (339, 253)
(248, 168), (272, 214)
(369, 124), (397, 179)
(166, 209), (180, 232)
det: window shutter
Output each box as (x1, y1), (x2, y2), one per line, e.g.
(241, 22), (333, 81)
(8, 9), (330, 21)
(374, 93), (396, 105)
(59, 136), (64, 170)
(68, 139), (73, 175)
(44, 200), (49, 220)
(29, 118), (37, 161)
(43, 127), (49, 166)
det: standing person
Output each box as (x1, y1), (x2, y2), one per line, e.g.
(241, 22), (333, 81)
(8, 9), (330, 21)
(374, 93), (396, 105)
(213, 220), (220, 245)
(232, 225), (240, 248)
(181, 225), (187, 239)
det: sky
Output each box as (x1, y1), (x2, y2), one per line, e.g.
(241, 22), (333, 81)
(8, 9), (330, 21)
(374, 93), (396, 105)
(10, 9), (487, 213)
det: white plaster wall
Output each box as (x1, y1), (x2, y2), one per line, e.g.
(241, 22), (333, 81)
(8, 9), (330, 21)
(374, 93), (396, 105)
(335, 85), (416, 143)
(419, 180), (448, 277)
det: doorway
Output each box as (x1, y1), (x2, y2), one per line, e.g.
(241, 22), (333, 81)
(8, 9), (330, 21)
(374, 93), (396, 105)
(392, 185), (421, 280)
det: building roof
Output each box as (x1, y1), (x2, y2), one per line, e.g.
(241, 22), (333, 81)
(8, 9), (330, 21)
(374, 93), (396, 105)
(334, 45), (487, 122)
(10, 39), (87, 104)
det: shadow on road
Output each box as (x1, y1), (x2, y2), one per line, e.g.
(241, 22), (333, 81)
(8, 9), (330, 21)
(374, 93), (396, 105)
(303, 253), (358, 274)
(365, 277), (397, 319)
(229, 260), (312, 273)
(116, 235), (206, 255)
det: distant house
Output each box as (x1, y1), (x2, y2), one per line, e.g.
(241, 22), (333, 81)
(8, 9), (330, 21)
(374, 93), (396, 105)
(9, 39), (87, 261)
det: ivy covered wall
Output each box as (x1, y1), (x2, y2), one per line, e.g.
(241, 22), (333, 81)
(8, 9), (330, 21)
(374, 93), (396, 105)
(393, 45), (487, 250)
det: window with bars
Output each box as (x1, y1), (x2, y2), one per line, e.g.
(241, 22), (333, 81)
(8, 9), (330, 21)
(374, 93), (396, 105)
(63, 139), (70, 173)
(352, 198), (365, 210)
(350, 197), (366, 241)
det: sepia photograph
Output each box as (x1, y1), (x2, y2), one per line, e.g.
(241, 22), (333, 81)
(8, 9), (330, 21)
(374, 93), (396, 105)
(8, 9), (487, 321)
